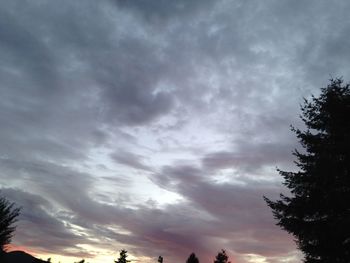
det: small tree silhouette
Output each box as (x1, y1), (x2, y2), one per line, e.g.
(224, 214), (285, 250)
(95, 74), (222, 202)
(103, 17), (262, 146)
(158, 255), (163, 263)
(115, 249), (130, 263)
(0, 195), (20, 253)
(214, 250), (230, 263)
(186, 253), (199, 263)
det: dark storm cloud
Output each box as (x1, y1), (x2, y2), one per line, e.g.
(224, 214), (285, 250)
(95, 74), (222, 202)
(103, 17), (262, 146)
(0, 0), (176, 134)
(1, 0), (350, 136)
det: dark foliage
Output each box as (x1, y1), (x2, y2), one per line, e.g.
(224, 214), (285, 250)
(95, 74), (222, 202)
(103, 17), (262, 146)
(186, 253), (199, 263)
(115, 249), (130, 263)
(0, 250), (47, 263)
(158, 255), (163, 263)
(0, 195), (20, 253)
(265, 78), (350, 262)
(213, 250), (229, 263)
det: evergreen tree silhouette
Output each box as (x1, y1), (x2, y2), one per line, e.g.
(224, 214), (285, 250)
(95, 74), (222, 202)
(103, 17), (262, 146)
(115, 249), (130, 263)
(214, 250), (230, 263)
(186, 253), (199, 263)
(265, 78), (350, 262)
(0, 195), (20, 253)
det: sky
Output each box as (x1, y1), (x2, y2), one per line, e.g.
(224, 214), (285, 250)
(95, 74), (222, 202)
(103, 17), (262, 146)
(1, 1), (350, 263)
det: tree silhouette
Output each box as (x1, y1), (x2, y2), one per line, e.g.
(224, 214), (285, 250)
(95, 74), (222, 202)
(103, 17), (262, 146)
(158, 255), (163, 263)
(265, 78), (350, 262)
(0, 195), (20, 253)
(186, 253), (199, 263)
(115, 249), (130, 263)
(214, 250), (230, 263)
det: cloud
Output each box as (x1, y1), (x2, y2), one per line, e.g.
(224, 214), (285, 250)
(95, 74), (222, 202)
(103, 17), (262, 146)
(1, 0), (350, 263)
(147, 163), (297, 261)
(201, 140), (296, 174)
(0, 188), (93, 258)
(114, 0), (216, 23)
(0, 0), (177, 135)
(111, 150), (152, 171)
(1, 159), (297, 262)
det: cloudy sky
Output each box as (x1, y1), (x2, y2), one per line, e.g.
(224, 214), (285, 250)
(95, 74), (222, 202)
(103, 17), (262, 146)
(1, 0), (350, 262)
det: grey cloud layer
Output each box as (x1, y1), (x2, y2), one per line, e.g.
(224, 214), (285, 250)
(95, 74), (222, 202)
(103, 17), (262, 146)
(1, 0), (350, 263)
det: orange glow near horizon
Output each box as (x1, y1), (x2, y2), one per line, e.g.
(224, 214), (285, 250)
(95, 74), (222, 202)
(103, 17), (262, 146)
(7, 244), (37, 255)
(7, 244), (243, 263)
(7, 244), (83, 262)
(6, 244), (129, 263)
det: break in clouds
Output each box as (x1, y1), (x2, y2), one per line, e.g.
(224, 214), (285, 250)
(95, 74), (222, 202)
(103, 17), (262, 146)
(1, 0), (350, 262)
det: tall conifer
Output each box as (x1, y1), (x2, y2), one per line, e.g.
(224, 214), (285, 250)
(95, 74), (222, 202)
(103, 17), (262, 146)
(265, 79), (350, 262)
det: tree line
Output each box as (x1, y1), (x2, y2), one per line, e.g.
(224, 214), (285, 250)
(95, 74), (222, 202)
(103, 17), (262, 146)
(112, 249), (229, 263)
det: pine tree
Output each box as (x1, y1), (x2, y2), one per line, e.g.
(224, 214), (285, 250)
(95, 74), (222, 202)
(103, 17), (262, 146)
(115, 249), (130, 263)
(186, 253), (199, 263)
(265, 78), (350, 262)
(213, 250), (229, 263)
(0, 195), (20, 253)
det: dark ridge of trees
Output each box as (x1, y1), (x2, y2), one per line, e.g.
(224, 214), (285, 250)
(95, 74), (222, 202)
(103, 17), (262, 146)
(1, 250), (47, 263)
(213, 249), (230, 263)
(0, 194), (20, 253)
(265, 78), (350, 262)
(186, 253), (199, 263)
